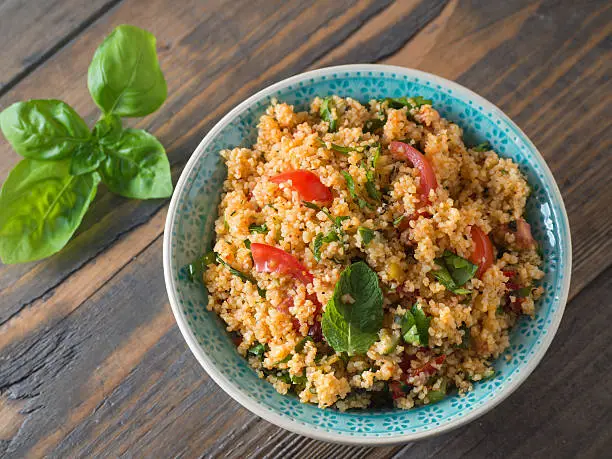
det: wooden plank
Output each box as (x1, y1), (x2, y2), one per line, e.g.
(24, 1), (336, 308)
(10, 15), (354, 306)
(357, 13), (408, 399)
(0, 0), (123, 93)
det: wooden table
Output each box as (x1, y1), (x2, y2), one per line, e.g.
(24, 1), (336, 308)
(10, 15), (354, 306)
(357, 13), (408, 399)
(1, 1), (610, 457)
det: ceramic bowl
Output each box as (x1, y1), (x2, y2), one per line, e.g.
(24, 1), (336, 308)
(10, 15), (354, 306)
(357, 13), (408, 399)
(163, 65), (571, 444)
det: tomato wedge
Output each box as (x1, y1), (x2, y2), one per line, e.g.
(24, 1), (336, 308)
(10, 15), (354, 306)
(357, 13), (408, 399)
(251, 243), (313, 284)
(389, 141), (438, 202)
(469, 226), (494, 278)
(270, 170), (333, 205)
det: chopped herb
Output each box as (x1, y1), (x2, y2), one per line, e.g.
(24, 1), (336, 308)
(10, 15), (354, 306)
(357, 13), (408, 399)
(303, 201), (349, 234)
(365, 170), (381, 202)
(274, 354), (293, 365)
(320, 96), (337, 132)
(515, 286), (532, 298)
(341, 171), (374, 210)
(472, 142), (491, 152)
(216, 254), (266, 298)
(393, 215), (405, 227)
(427, 377), (448, 403)
(313, 231), (339, 262)
(295, 336), (313, 353)
(401, 303), (431, 346)
(248, 342), (268, 358)
(500, 169), (508, 175)
(186, 251), (216, 283)
(276, 371), (292, 384)
(244, 239), (251, 249)
(302, 201), (322, 211)
(363, 115), (386, 133)
(358, 227), (375, 245)
(431, 250), (478, 294)
(411, 96), (432, 108)
(325, 141), (365, 155)
(265, 203), (277, 210)
(383, 96), (432, 110)
(369, 143), (381, 169)
(290, 373), (308, 385)
(457, 325), (471, 349)
(249, 223), (268, 234)
(223, 217), (230, 231)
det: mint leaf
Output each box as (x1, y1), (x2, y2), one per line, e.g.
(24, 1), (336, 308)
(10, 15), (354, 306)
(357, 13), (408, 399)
(313, 230), (339, 262)
(321, 262), (384, 355)
(401, 310), (420, 345)
(341, 171), (374, 210)
(248, 342), (268, 359)
(472, 142), (491, 152)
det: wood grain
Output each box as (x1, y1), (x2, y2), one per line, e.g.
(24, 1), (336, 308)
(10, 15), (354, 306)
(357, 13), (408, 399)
(0, 0), (610, 457)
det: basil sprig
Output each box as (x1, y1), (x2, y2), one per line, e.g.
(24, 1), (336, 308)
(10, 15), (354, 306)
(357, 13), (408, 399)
(431, 250), (478, 295)
(0, 25), (171, 264)
(322, 261), (384, 355)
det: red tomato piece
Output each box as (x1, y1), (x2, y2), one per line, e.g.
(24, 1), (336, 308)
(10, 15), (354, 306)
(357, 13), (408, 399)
(389, 141), (438, 202)
(270, 170), (333, 205)
(251, 243), (313, 285)
(469, 226), (494, 278)
(389, 381), (409, 400)
(515, 218), (536, 250)
(411, 355), (446, 378)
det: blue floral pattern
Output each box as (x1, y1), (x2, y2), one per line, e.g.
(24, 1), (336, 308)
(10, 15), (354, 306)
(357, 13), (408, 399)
(164, 65), (571, 441)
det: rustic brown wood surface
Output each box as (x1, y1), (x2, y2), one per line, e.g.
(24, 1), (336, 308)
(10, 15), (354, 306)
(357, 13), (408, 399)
(0, 0), (610, 457)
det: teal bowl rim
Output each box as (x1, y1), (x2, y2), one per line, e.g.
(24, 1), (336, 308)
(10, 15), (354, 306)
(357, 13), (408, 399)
(163, 64), (571, 445)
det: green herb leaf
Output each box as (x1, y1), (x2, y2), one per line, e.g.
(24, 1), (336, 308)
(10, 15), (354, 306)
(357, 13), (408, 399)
(274, 354), (293, 365)
(383, 96), (432, 110)
(0, 159), (99, 264)
(320, 96), (338, 132)
(358, 227), (375, 245)
(515, 286), (532, 298)
(248, 342), (268, 358)
(98, 128), (172, 199)
(0, 100), (90, 160)
(411, 96), (432, 108)
(321, 140), (365, 155)
(365, 169), (381, 202)
(341, 171), (374, 210)
(244, 239), (251, 249)
(363, 116), (385, 133)
(369, 143), (381, 169)
(313, 230), (339, 262)
(411, 303), (431, 346)
(431, 250), (478, 294)
(321, 261), (384, 355)
(70, 143), (106, 176)
(295, 336), (313, 353)
(249, 223), (268, 234)
(290, 373), (308, 385)
(457, 325), (471, 349)
(401, 310), (420, 345)
(93, 115), (123, 144)
(393, 215), (405, 227)
(472, 142), (491, 152)
(302, 201), (322, 211)
(427, 377), (448, 403)
(216, 254), (265, 298)
(186, 251), (216, 283)
(88, 25), (167, 117)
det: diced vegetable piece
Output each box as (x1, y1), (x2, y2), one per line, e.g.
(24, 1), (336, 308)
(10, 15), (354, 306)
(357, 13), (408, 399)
(389, 141), (438, 202)
(251, 243), (313, 284)
(270, 170), (333, 204)
(469, 226), (494, 278)
(427, 377), (448, 403)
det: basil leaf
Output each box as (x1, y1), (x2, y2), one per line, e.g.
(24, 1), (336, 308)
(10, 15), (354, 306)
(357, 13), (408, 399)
(320, 96), (337, 132)
(93, 115), (122, 143)
(70, 143), (106, 176)
(358, 227), (375, 245)
(411, 303), (431, 346)
(321, 261), (384, 355)
(0, 159), (99, 264)
(99, 128), (172, 199)
(0, 100), (90, 160)
(401, 310), (420, 345)
(216, 254), (265, 298)
(249, 223), (268, 234)
(472, 142), (491, 152)
(88, 25), (167, 117)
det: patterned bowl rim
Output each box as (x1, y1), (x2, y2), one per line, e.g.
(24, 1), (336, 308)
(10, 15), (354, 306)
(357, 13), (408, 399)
(163, 64), (572, 445)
